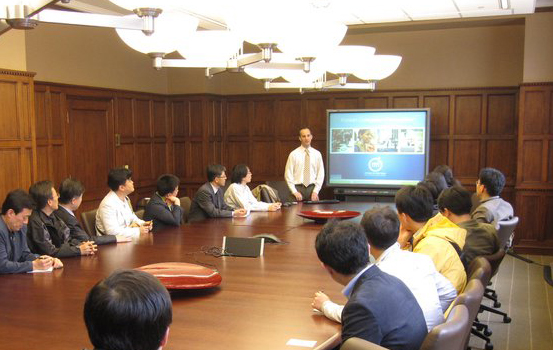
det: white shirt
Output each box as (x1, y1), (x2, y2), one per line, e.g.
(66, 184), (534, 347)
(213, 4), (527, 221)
(321, 243), (457, 332)
(284, 146), (324, 194)
(224, 183), (270, 211)
(95, 191), (144, 238)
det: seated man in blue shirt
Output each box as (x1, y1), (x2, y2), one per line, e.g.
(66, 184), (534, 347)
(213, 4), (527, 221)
(0, 189), (62, 273)
(314, 220), (427, 350)
(144, 174), (183, 232)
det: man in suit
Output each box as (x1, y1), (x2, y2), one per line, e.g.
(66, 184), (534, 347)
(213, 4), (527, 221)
(439, 186), (499, 267)
(144, 174), (183, 232)
(284, 127), (325, 202)
(314, 220), (427, 350)
(0, 189), (62, 273)
(27, 180), (96, 257)
(188, 164), (247, 223)
(54, 178), (130, 245)
(472, 167), (514, 228)
(84, 269), (172, 350)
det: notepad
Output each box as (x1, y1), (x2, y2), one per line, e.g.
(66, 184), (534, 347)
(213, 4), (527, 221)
(27, 267), (54, 273)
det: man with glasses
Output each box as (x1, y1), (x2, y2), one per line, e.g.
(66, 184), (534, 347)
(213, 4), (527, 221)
(27, 180), (96, 257)
(188, 164), (247, 222)
(472, 167), (514, 228)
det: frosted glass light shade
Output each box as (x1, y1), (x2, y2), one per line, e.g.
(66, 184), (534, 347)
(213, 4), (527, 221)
(281, 61), (326, 85)
(243, 54), (296, 80)
(116, 11), (198, 55)
(109, 0), (178, 11)
(323, 45), (376, 75)
(353, 55), (402, 81)
(177, 31), (243, 63)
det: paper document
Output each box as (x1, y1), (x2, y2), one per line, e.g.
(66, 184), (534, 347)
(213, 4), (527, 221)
(27, 267), (54, 273)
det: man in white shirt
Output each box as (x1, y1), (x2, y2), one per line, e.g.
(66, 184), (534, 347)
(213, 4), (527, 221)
(96, 168), (152, 238)
(313, 206), (457, 332)
(284, 128), (325, 202)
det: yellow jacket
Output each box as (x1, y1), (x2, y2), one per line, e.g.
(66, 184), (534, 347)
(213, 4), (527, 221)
(412, 214), (467, 293)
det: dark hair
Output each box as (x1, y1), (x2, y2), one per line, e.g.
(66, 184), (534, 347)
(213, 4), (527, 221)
(207, 164), (226, 182)
(58, 178), (85, 204)
(315, 220), (369, 275)
(417, 180), (439, 203)
(156, 174), (180, 196)
(108, 168), (133, 192)
(360, 206), (400, 250)
(29, 180), (55, 211)
(395, 185), (434, 223)
(479, 168), (506, 196)
(231, 164), (249, 184)
(299, 127), (311, 136)
(84, 270), (172, 350)
(437, 185), (473, 216)
(1, 189), (34, 215)
(433, 165), (455, 187)
(424, 172), (448, 201)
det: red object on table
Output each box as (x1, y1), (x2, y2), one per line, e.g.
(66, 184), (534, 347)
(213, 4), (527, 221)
(297, 210), (361, 223)
(136, 262), (222, 290)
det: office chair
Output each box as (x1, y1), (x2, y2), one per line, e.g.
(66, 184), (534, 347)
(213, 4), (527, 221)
(420, 304), (471, 350)
(81, 209), (98, 236)
(135, 209), (145, 220)
(447, 279), (486, 350)
(136, 197), (150, 211)
(340, 337), (388, 350)
(179, 196), (191, 223)
(497, 216), (519, 251)
(265, 180), (292, 202)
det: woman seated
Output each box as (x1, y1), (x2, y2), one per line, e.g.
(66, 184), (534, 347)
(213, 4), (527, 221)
(224, 164), (281, 212)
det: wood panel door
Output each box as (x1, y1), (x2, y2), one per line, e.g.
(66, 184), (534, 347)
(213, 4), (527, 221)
(67, 98), (114, 212)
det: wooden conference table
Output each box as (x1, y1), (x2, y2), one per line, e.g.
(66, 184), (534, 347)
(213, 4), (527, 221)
(0, 201), (389, 350)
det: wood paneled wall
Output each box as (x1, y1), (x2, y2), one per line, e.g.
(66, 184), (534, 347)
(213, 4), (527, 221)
(28, 80), (553, 252)
(0, 69), (36, 198)
(516, 83), (553, 253)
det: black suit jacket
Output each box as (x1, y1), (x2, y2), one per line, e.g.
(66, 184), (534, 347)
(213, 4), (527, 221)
(27, 210), (81, 257)
(188, 182), (233, 223)
(143, 193), (183, 232)
(342, 265), (428, 350)
(54, 207), (116, 245)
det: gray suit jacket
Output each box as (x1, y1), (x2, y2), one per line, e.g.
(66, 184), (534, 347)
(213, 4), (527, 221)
(188, 182), (234, 223)
(471, 196), (514, 228)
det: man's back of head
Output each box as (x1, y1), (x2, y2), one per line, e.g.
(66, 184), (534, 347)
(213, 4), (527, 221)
(437, 186), (473, 216)
(360, 206), (399, 251)
(315, 220), (368, 276)
(478, 167), (506, 197)
(395, 185), (434, 223)
(84, 269), (172, 350)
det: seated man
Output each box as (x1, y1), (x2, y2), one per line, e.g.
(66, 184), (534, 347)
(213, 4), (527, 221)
(313, 206), (457, 332)
(28, 181), (96, 257)
(188, 164), (247, 223)
(84, 269), (172, 350)
(144, 174), (183, 232)
(314, 220), (427, 350)
(438, 186), (499, 267)
(395, 185), (467, 293)
(0, 189), (62, 273)
(96, 168), (152, 238)
(55, 178), (130, 245)
(472, 167), (514, 228)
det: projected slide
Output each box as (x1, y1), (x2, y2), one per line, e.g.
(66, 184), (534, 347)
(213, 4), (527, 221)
(327, 110), (430, 187)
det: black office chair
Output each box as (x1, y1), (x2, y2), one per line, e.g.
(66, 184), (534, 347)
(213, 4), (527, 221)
(265, 180), (292, 202)
(136, 197), (150, 211)
(179, 196), (191, 223)
(81, 209), (98, 236)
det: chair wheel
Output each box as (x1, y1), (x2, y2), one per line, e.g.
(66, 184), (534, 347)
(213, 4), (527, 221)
(504, 316), (511, 323)
(485, 343), (494, 350)
(494, 301), (501, 308)
(484, 328), (493, 336)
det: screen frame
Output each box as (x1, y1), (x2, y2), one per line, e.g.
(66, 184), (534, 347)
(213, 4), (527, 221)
(325, 108), (431, 189)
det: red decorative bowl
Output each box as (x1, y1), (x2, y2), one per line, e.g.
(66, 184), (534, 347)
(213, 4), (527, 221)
(297, 210), (361, 224)
(136, 262), (222, 290)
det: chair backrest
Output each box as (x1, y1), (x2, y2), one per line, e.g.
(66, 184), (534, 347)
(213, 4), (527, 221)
(420, 304), (471, 350)
(467, 256), (492, 286)
(136, 197), (150, 211)
(340, 337), (389, 350)
(135, 209), (145, 220)
(446, 279), (485, 347)
(482, 248), (506, 278)
(179, 196), (191, 223)
(81, 209), (98, 236)
(265, 180), (292, 202)
(497, 216), (519, 249)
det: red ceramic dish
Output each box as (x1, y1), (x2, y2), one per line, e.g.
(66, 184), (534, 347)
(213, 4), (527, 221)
(136, 262), (222, 290)
(297, 210), (361, 223)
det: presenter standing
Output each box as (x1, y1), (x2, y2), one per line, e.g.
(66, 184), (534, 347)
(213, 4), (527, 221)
(285, 128), (325, 201)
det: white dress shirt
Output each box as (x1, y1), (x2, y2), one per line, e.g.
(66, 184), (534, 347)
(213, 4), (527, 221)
(284, 145), (325, 194)
(224, 183), (270, 211)
(95, 191), (144, 238)
(321, 243), (457, 332)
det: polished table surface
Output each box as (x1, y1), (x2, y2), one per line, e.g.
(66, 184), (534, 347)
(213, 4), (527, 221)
(0, 202), (390, 350)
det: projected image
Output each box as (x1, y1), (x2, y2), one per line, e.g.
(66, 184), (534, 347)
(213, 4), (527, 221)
(354, 129), (377, 153)
(331, 129), (354, 152)
(376, 129), (399, 152)
(398, 129), (424, 153)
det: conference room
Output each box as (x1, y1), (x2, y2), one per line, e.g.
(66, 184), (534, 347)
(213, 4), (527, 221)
(1, 1), (553, 349)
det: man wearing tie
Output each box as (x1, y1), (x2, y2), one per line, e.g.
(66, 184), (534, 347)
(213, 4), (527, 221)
(284, 127), (325, 202)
